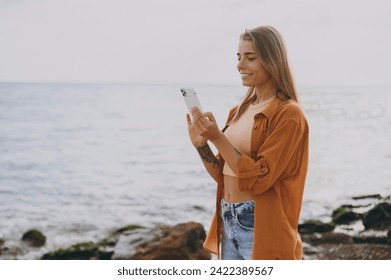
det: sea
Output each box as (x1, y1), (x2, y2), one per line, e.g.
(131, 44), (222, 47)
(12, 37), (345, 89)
(0, 82), (390, 259)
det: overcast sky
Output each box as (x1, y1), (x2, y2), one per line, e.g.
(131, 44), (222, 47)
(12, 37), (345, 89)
(1, 0), (390, 87)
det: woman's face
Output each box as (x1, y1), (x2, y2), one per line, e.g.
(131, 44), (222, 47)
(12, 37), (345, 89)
(237, 39), (272, 88)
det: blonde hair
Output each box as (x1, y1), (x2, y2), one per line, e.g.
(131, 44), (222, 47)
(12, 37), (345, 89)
(232, 26), (298, 122)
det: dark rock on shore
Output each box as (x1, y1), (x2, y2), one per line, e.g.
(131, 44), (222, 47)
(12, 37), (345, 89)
(121, 222), (211, 260)
(42, 241), (108, 260)
(42, 224), (144, 260)
(332, 207), (362, 224)
(298, 220), (335, 233)
(21, 229), (46, 247)
(41, 222), (210, 260)
(113, 225), (145, 235)
(362, 202), (391, 230)
(302, 194), (391, 260)
(352, 194), (384, 200)
(4, 194), (391, 260)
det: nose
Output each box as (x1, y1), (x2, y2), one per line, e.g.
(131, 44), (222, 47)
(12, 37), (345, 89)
(237, 58), (245, 71)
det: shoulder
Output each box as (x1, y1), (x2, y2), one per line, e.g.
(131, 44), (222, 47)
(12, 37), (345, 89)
(276, 99), (306, 119)
(273, 99), (308, 131)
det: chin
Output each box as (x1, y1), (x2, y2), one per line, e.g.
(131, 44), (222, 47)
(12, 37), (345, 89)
(241, 81), (252, 87)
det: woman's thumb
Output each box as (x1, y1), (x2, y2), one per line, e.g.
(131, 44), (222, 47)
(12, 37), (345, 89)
(186, 113), (192, 125)
(204, 112), (216, 122)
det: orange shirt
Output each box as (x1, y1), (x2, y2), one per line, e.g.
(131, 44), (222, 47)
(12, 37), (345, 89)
(223, 95), (276, 177)
(203, 96), (309, 260)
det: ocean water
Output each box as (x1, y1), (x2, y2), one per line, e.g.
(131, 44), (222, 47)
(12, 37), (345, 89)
(0, 83), (390, 259)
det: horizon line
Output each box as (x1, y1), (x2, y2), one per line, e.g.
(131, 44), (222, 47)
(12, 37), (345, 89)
(1, 80), (391, 90)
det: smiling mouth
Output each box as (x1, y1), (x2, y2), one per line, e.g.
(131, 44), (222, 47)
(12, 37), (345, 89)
(240, 73), (252, 78)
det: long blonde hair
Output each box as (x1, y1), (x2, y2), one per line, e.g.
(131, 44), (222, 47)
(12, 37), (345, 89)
(232, 26), (298, 122)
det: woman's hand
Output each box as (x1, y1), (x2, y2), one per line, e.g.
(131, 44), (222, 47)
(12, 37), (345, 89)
(186, 113), (208, 147)
(191, 107), (222, 142)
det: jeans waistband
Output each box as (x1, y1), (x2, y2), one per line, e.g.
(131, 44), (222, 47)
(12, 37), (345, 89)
(221, 198), (254, 215)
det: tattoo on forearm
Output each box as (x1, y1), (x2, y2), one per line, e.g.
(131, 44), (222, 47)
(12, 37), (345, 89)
(196, 144), (221, 169)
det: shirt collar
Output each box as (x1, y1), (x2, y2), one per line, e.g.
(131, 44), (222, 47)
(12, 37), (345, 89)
(256, 95), (290, 119)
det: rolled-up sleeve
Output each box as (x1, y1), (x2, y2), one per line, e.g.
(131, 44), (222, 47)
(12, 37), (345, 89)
(236, 119), (304, 195)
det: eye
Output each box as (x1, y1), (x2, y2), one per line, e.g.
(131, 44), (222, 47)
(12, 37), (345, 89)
(247, 57), (257, 61)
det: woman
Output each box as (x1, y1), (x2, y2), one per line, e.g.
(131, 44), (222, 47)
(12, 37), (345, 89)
(186, 26), (309, 260)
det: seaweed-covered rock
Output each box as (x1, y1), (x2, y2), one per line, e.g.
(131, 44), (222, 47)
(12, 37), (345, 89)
(362, 203), (391, 230)
(42, 241), (101, 260)
(298, 220), (335, 234)
(332, 207), (362, 224)
(114, 225), (144, 235)
(41, 224), (144, 260)
(21, 229), (46, 247)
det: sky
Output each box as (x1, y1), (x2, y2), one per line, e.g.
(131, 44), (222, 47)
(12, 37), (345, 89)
(0, 0), (390, 87)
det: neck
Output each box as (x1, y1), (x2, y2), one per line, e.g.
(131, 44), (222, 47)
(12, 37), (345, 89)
(253, 84), (277, 105)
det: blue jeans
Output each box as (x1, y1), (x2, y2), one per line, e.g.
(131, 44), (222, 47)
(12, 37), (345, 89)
(220, 199), (255, 260)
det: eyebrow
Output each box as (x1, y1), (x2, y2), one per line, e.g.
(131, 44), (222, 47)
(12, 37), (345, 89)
(237, 52), (257, 56)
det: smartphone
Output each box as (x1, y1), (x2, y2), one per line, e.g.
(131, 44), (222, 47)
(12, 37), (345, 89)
(180, 87), (204, 117)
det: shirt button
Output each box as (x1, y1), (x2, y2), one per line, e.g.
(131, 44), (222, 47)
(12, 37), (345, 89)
(253, 125), (258, 129)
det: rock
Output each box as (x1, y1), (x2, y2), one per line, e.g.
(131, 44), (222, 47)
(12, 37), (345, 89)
(362, 203), (391, 230)
(127, 222), (211, 260)
(21, 229), (46, 247)
(41, 239), (117, 260)
(113, 225), (144, 235)
(41, 224), (144, 260)
(42, 241), (102, 260)
(340, 204), (372, 209)
(193, 205), (206, 211)
(298, 220), (335, 234)
(352, 194), (383, 200)
(351, 229), (391, 245)
(40, 222), (212, 260)
(332, 207), (362, 224)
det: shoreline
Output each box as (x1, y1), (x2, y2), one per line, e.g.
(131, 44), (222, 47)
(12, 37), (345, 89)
(1, 193), (390, 260)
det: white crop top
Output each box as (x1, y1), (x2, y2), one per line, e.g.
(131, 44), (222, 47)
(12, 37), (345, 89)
(223, 95), (275, 177)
